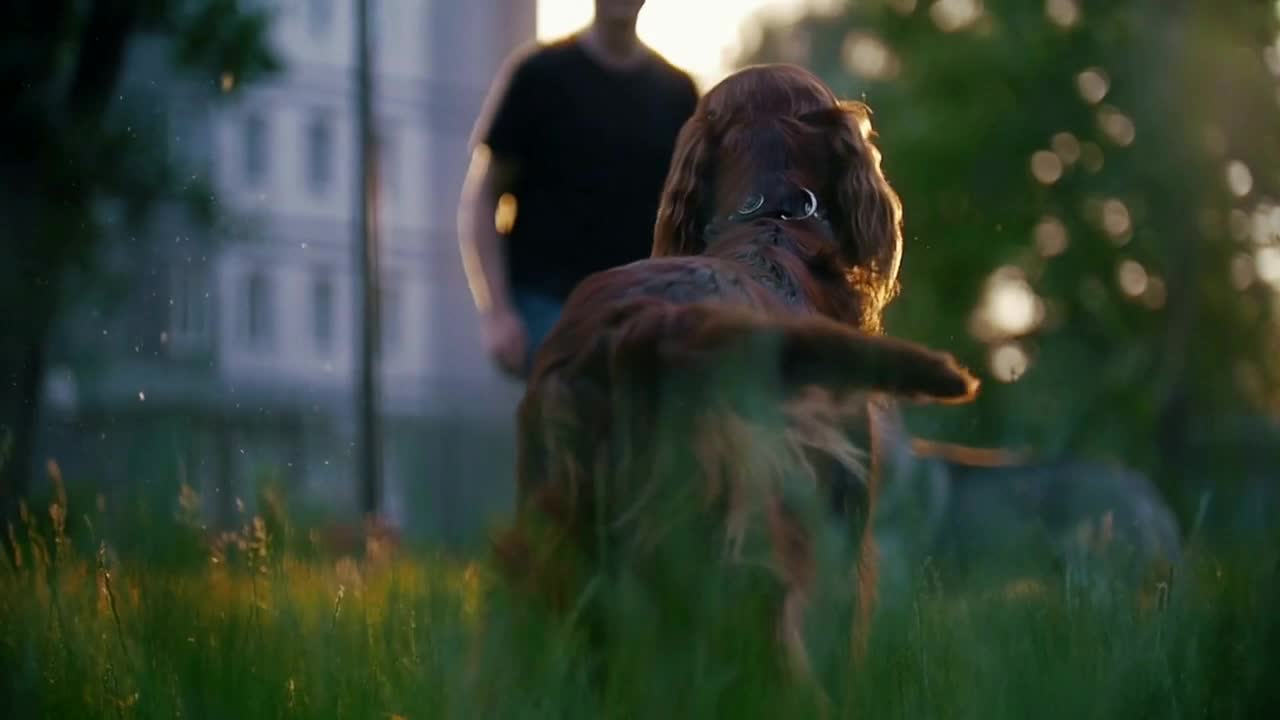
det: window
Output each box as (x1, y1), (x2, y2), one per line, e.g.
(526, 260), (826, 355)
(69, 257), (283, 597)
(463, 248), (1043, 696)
(169, 262), (211, 349)
(307, 0), (333, 37)
(243, 112), (267, 186)
(312, 269), (334, 353)
(305, 112), (333, 196)
(380, 278), (400, 356)
(238, 270), (274, 351)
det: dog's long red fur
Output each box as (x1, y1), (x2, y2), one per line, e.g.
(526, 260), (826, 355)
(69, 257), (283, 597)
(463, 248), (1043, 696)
(492, 65), (979, 684)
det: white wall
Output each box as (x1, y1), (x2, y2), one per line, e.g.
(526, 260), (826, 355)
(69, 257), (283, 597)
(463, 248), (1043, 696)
(214, 244), (436, 388)
(211, 95), (432, 232)
(209, 0), (443, 393)
(268, 0), (433, 79)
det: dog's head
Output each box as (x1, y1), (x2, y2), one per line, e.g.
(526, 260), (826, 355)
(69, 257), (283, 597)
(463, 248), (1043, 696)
(653, 63), (904, 332)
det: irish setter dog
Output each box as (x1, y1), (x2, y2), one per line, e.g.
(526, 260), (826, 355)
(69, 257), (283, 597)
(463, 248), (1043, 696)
(492, 64), (978, 688)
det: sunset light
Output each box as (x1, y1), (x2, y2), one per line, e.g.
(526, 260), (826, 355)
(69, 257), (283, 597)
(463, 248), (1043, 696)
(536, 0), (829, 89)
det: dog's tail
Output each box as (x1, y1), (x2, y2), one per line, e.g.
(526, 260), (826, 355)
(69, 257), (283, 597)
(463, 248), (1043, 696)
(909, 437), (1030, 467)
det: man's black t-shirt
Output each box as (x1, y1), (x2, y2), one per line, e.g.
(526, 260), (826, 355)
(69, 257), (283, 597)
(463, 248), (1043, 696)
(476, 37), (699, 302)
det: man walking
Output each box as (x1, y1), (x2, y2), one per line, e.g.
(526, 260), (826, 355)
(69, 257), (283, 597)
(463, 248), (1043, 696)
(459, 0), (699, 378)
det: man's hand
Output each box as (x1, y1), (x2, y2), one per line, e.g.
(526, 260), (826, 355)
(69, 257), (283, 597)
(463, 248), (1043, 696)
(482, 307), (528, 378)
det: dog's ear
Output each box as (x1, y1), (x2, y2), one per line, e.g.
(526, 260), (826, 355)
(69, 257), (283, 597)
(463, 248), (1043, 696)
(653, 113), (716, 257)
(803, 102), (905, 329)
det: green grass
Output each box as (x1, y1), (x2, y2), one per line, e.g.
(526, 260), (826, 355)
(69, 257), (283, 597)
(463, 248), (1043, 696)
(2, 481), (1278, 719)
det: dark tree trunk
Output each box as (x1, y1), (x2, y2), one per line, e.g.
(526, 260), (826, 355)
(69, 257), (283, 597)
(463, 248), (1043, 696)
(0, 1), (139, 522)
(1, 331), (48, 522)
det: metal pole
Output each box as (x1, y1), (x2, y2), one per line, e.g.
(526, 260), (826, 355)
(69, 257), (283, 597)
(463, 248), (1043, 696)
(354, 0), (383, 518)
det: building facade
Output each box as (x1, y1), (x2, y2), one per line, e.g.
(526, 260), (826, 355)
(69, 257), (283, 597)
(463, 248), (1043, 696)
(42, 0), (538, 544)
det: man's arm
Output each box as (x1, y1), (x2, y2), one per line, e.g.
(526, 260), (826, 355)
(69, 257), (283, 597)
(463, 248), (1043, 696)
(458, 144), (529, 376)
(456, 48), (539, 376)
(458, 144), (517, 316)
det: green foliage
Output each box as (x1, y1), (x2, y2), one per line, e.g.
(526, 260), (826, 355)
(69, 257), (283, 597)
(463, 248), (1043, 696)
(742, 0), (1280, 512)
(2, 0), (279, 290)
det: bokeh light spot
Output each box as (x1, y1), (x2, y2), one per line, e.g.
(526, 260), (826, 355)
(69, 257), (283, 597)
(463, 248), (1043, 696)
(842, 32), (898, 79)
(1116, 259), (1148, 297)
(1051, 132), (1081, 164)
(1031, 151), (1064, 184)
(1097, 106), (1136, 146)
(1225, 160), (1254, 198)
(1256, 246), (1280, 287)
(1102, 199), (1132, 240)
(1045, 0), (1080, 29)
(1034, 216), (1069, 257)
(930, 0), (984, 32)
(990, 342), (1031, 383)
(1076, 68), (1109, 104)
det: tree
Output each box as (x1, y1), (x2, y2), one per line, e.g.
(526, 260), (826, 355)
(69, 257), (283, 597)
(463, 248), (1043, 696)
(0, 1), (279, 517)
(743, 0), (1280, 521)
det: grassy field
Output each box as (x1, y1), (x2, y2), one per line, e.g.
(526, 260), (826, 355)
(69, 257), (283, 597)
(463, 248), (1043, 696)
(2, 480), (1278, 719)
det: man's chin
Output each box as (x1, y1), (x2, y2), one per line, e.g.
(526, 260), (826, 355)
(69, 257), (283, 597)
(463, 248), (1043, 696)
(599, 14), (640, 28)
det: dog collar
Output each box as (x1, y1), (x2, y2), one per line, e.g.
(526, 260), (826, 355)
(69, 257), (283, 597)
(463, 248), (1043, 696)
(703, 183), (832, 243)
(731, 186), (819, 222)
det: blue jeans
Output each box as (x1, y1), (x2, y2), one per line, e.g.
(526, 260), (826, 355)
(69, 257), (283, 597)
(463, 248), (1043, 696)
(512, 288), (564, 377)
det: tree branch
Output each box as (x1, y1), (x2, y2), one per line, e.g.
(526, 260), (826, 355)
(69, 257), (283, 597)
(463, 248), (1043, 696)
(67, 0), (139, 120)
